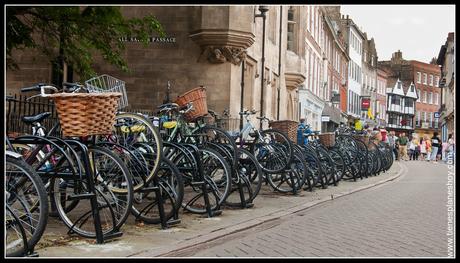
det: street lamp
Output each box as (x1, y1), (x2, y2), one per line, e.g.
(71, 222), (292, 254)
(254, 5), (269, 129)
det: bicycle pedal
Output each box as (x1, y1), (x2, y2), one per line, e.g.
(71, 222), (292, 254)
(167, 219), (181, 226)
(190, 181), (205, 186)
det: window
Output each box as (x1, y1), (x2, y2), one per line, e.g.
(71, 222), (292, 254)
(423, 111), (427, 122)
(429, 74), (433, 86)
(405, 99), (413, 108)
(428, 92), (433, 104)
(435, 76), (440, 87)
(417, 89), (421, 102)
(417, 72), (421, 83)
(287, 7), (297, 52)
(391, 95), (400, 104)
(429, 112), (433, 127)
(416, 111), (421, 126)
(423, 73), (427, 84)
(435, 93), (439, 105)
(423, 91), (427, 103)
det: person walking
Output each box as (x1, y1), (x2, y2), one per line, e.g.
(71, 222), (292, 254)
(430, 132), (441, 163)
(425, 135), (432, 162)
(387, 131), (399, 161)
(398, 132), (409, 161)
(447, 134), (455, 163)
(420, 137), (427, 160)
(409, 136), (420, 161)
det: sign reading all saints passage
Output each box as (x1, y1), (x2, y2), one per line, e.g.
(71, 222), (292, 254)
(120, 36), (176, 43)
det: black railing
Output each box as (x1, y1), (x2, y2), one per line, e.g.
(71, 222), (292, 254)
(6, 94), (60, 137)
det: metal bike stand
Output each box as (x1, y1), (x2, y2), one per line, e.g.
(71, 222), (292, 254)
(11, 136), (121, 244)
(183, 142), (222, 218)
(6, 204), (39, 257)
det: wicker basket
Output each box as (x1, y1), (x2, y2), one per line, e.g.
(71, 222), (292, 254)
(48, 92), (122, 137)
(269, 120), (299, 142)
(175, 87), (208, 121)
(318, 133), (336, 147)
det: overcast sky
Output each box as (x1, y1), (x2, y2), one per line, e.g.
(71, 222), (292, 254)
(339, 5), (455, 63)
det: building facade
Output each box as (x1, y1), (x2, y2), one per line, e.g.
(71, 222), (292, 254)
(436, 32), (455, 142)
(299, 5), (325, 131)
(340, 15), (365, 125)
(376, 68), (389, 127)
(7, 6), (311, 131)
(386, 79), (417, 135)
(379, 50), (441, 138)
(319, 6), (350, 132)
(361, 33), (379, 128)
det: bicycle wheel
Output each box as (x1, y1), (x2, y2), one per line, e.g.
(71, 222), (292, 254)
(51, 146), (133, 238)
(6, 156), (48, 257)
(106, 112), (163, 189)
(182, 147), (231, 214)
(300, 145), (323, 190)
(329, 147), (345, 183)
(225, 148), (263, 206)
(131, 157), (184, 224)
(252, 129), (293, 174)
(266, 145), (306, 193)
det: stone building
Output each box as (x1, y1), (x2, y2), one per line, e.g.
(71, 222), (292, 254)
(6, 6), (309, 131)
(436, 32), (455, 142)
(379, 50), (441, 138)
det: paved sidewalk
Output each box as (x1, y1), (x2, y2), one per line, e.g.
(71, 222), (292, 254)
(36, 162), (403, 257)
(174, 160), (451, 257)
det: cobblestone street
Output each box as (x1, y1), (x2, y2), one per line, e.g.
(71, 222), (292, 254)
(168, 161), (452, 257)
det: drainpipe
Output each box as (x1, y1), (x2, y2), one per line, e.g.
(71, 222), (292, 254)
(255, 6), (269, 129)
(277, 6), (283, 120)
(240, 60), (245, 130)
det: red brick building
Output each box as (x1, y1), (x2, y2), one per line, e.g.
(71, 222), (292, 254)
(379, 50), (441, 138)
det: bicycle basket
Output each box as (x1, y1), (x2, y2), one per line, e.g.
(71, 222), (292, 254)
(85, 74), (128, 109)
(175, 86), (208, 121)
(318, 133), (336, 147)
(48, 92), (122, 137)
(269, 120), (298, 142)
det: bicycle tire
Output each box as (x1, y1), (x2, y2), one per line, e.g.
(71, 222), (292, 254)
(6, 156), (48, 257)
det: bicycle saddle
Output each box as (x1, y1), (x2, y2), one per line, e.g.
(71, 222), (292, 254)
(21, 112), (52, 125)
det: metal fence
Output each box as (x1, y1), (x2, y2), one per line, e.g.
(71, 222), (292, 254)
(6, 94), (61, 137)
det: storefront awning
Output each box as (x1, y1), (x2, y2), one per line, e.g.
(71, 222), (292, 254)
(321, 104), (342, 125)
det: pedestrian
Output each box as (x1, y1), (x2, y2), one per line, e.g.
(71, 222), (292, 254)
(387, 131), (399, 161)
(442, 140), (449, 162)
(415, 139), (421, 160)
(420, 137), (427, 160)
(409, 136), (419, 161)
(430, 132), (441, 163)
(425, 135), (432, 162)
(447, 134), (455, 162)
(398, 132), (409, 161)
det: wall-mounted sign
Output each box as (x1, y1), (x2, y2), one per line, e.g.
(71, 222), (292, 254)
(361, 97), (371, 111)
(434, 112), (440, 119)
(321, 116), (330, 122)
(120, 36), (176, 43)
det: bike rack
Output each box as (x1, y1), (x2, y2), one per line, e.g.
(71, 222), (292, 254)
(10, 136), (122, 244)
